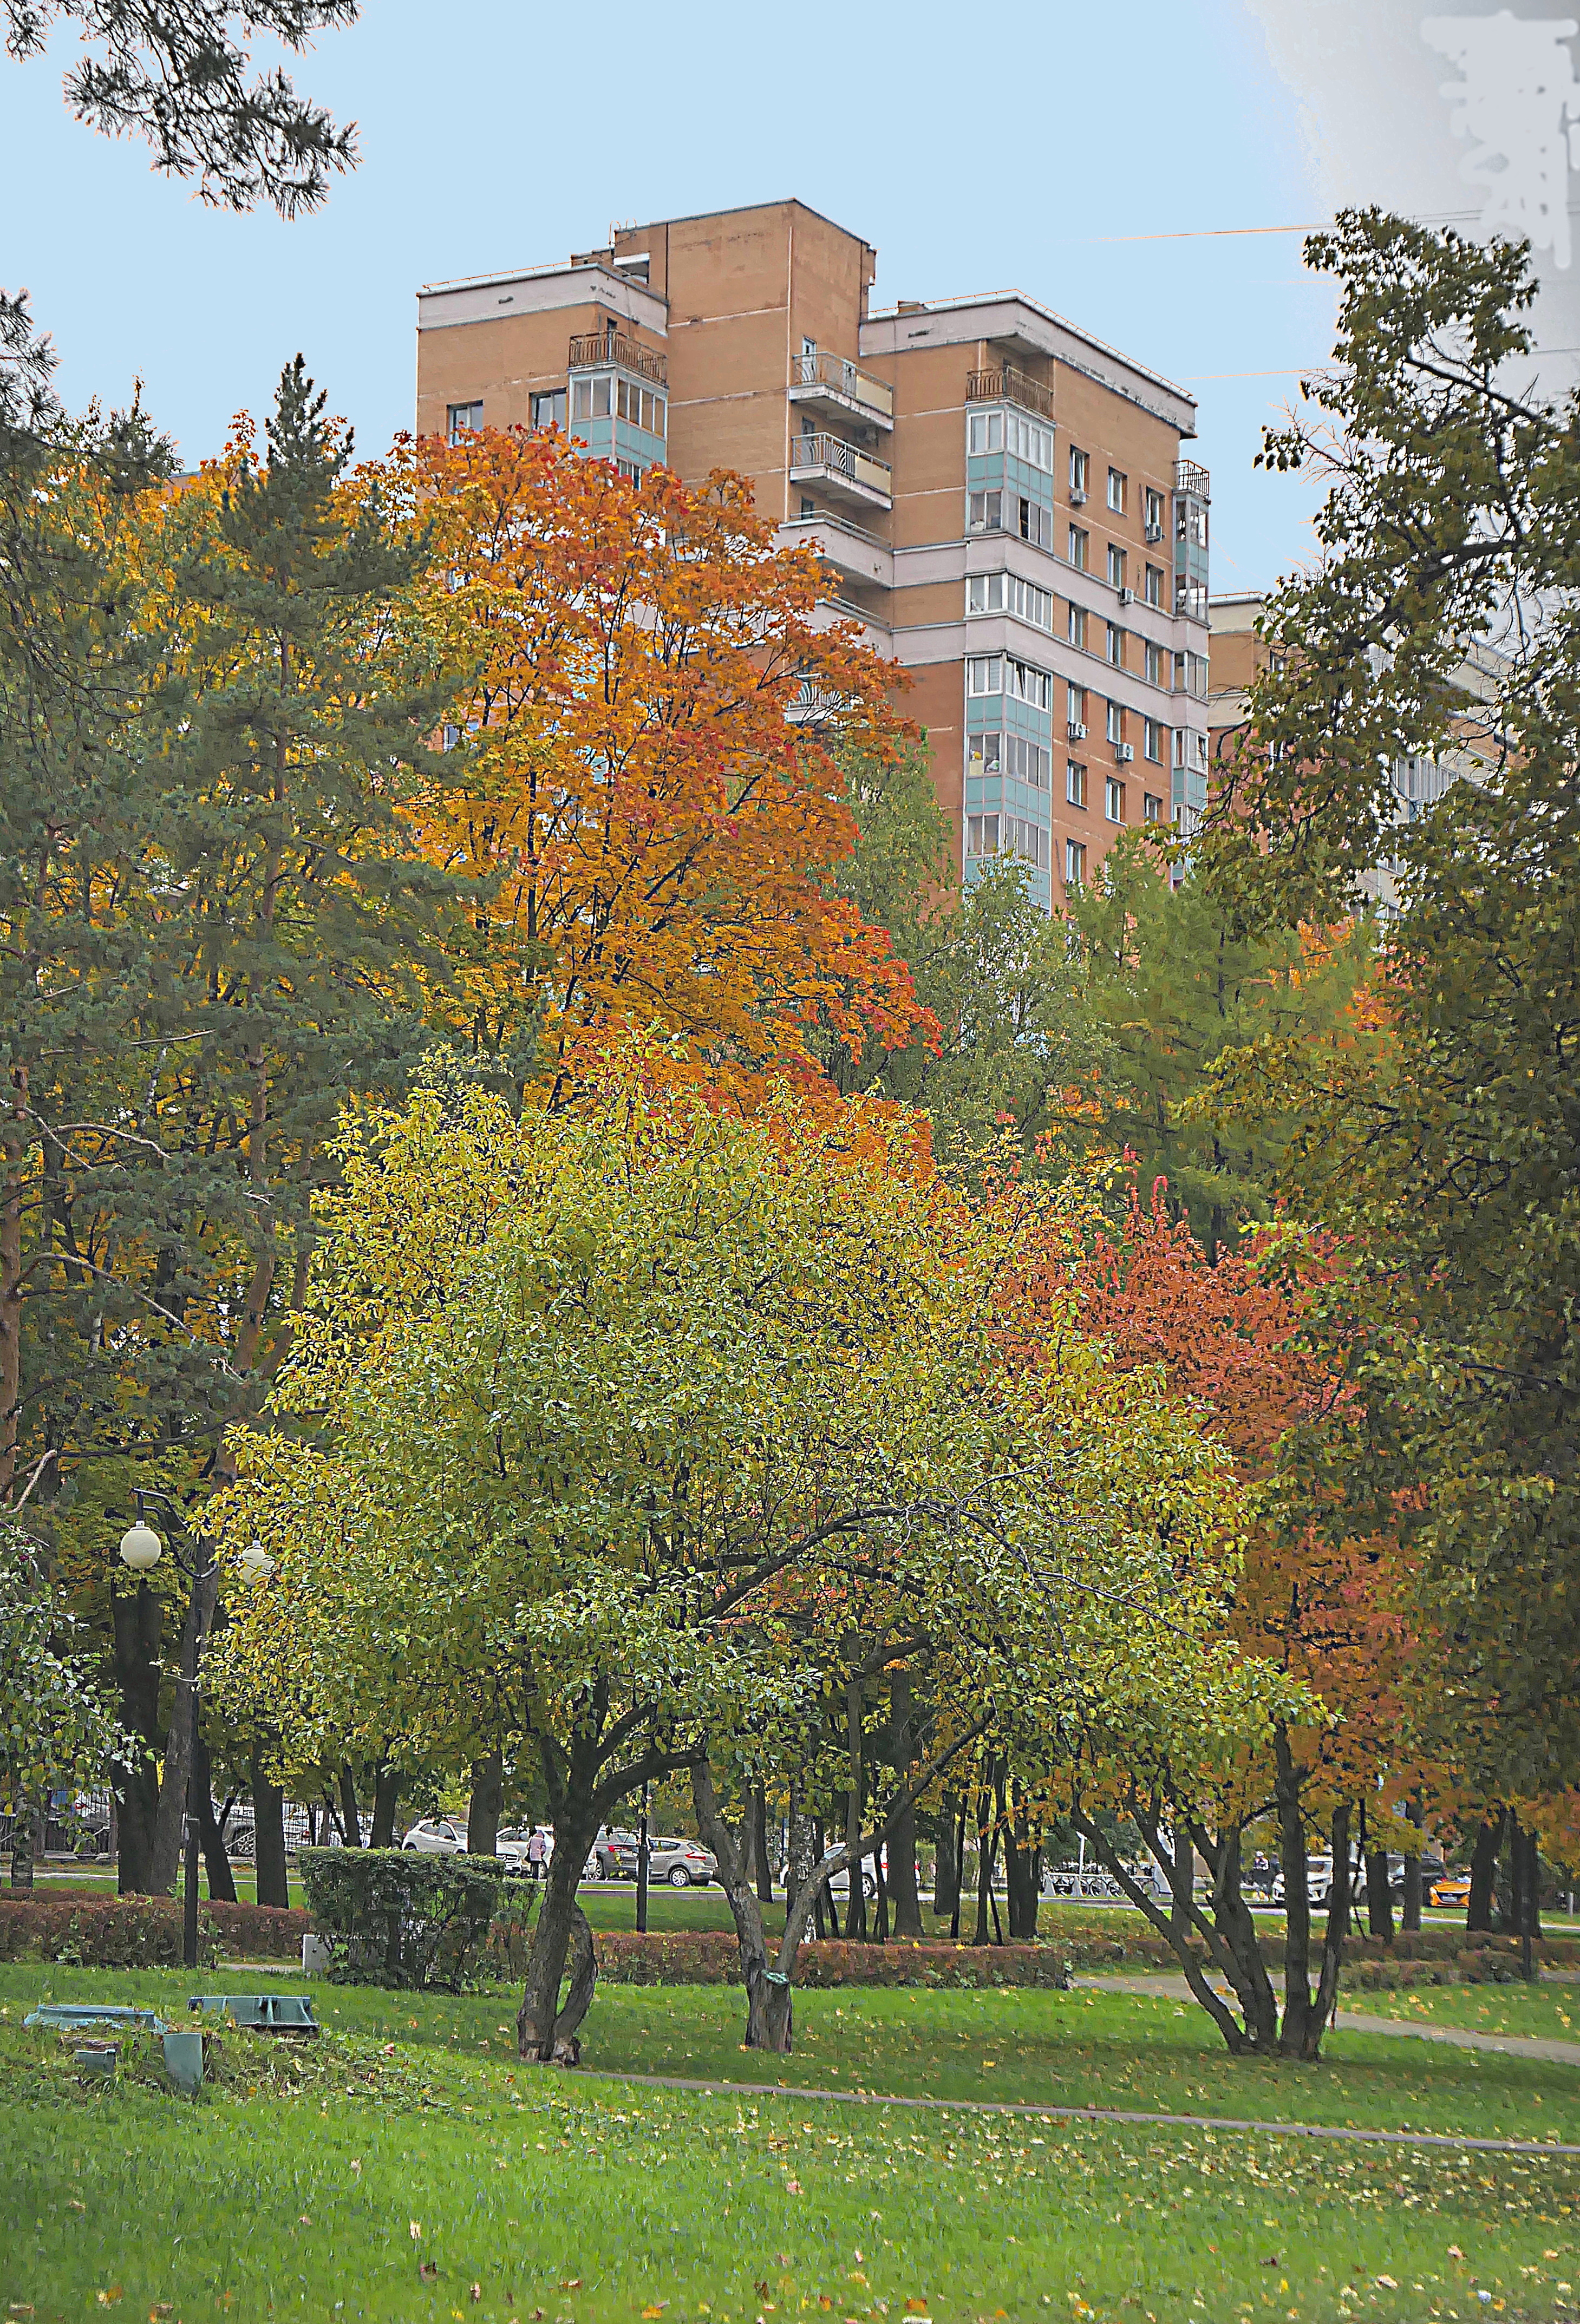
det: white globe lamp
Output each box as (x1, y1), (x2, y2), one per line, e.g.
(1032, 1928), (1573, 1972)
(239, 1539), (275, 1580)
(119, 1515), (164, 1572)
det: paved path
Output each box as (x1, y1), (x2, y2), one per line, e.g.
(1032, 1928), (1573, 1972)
(1076, 1972), (1580, 2065)
(579, 2067), (1580, 2158)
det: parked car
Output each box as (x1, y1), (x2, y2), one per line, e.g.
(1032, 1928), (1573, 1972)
(493, 1826), (535, 1872)
(402, 1817), (468, 1855)
(1429, 1871), (1473, 1909)
(221, 1806), (257, 1862)
(644, 1836), (716, 1888)
(592, 1827), (641, 1879)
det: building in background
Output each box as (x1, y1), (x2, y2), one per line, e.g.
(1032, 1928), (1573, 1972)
(415, 199), (1212, 909)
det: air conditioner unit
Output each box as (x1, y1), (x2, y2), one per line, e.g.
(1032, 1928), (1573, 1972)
(1067, 721), (1087, 740)
(1069, 487), (1087, 506)
(1119, 587), (1135, 606)
(1145, 522), (1164, 544)
(1116, 743), (1135, 762)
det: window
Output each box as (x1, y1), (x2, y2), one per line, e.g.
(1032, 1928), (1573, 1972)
(800, 495), (815, 518)
(1105, 776), (1126, 823)
(968, 408), (1004, 456)
(1003, 733), (1051, 789)
(1107, 467), (1127, 514)
(617, 458), (643, 483)
(1144, 485), (1165, 536)
(441, 723), (461, 752)
(967, 573), (1052, 630)
(1067, 525), (1089, 571)
(1107, 544), (1127, 590)
(571, 374), (613, 421)
(1002, 813), (1050, 868)
(447, 400), (483, 443)
(1144, 791), (1164, 823)
(969, 731), (1002, 774)
(1144, 639), (1164, 687)
(1007, 414), (1054, 470)
(531, 389), (566, 431)
(967, 654), (1003, 696)
(1067, 603), (1087, 649)
(968, 489), (1004, 532)
(1106, 699), (1124, 745)
(1174, 649), (1209, 698)
(966, 813), (1001, 857)
(1069, 446), (1089, 498)
(1106, 622), (1124, 668)
(1065, 839), (1087, 886)
(1004, 654), (1052, 710)
(1144, 717), (1166, 763)
(1017, 496), (1051, 549)
(1066, 761), (1087, 808)
(1144, 564), (1164, 608)
(615, 378), (667, 434)
(1175, 726), (1209, 771)
(1066, 682), (1087, 729)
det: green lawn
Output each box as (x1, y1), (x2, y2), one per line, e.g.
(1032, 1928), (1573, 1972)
(6, 1965), (1580, 2324)
(1347, 1985), (1580, 2042)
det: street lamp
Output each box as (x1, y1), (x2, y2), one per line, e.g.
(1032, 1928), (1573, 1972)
(113, 1490), (217, 1971)
(238, 1539), (275, 1580)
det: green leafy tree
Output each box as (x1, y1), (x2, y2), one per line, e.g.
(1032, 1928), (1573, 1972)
(1195, 210), (1580, 1800)
(0, 1514), (124, 1886)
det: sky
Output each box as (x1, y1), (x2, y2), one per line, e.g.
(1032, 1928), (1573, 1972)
(0, 0), (1469, 594)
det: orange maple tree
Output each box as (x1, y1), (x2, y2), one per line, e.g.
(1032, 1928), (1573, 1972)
(385, 425), (935, 1102)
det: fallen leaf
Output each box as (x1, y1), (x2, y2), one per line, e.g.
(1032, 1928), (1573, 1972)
(419, 2262), (438, 2283)
(96, 2296), (123, 2310)
(560, 2282), (582, 2293)
(1449, 2249), (1465, 2261)
(1376, 2280), (1398, 2292)
(905, 2306), (931, 2318)
(150, 2310), (173, 2321)
(68, 2200), (86, 2212)
(786, 2179), (802, 2195)
(642, 2310), (668, 2320)
(471, 2289), (482, 2306)
(410, 2223), (423, 2242)
(298, 2216), (311, 2227)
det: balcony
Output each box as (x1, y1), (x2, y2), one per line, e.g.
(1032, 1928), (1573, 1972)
(788, 432), (893, 512)
(1173, 459), (1211, 499)
(968, 364), (1053, 421)
(776, 511), (893, 591)
(788, 350), (893, 431)
(568, 329), (667, 386)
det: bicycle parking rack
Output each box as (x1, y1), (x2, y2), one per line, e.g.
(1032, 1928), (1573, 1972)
(188, 1992), (318, 2034)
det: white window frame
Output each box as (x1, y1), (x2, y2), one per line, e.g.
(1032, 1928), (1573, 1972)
(1107, 467), (1127, 513)
(1066, 761), (1087, 808)
(1105, 775), (1126, 824)
(967, 655), (1004, 697)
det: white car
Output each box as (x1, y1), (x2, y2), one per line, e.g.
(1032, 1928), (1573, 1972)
(401, 1817), (468, 1855)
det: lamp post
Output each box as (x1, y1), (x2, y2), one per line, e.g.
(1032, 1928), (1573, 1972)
(116, 1491), (219, 1972)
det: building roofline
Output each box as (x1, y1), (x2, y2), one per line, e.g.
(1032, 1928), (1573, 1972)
(621, 195), (873, 249)
(867, 288), (1196, 415)
(422, 198), (876, 302)
(419, 257), (634, 299)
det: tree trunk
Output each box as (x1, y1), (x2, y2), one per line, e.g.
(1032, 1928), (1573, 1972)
(843, 1674), (867, 1942)
(1304, 1802), (1353, 2058)
(337, 1764), (363, 1850)
(1003, 1784), (1040, 1942)
(9, 1792), (38, 1889)
(933, 1793), (961, 1923)
(972, 1777), (995, 1946)
(193, 1731), (237, 1904)
(1402, 1798), (1424, 1934)
(1467, 1809), (1504, 1933)
(468, 1750), (503, 1859)
(786, 1783), (815, 1944)
(370, 1760), (400, 1850)
(886, 1668), (924, 1940)
(112, 1579), (163, 1894)
(1364, 1849), (1394, 1942)
(1275, 1725), (1316, 2058)
(250, 1743), (290, 1909)
(151, 1562), (217, 1894)
(517, 1808), (598, 2063)
(692, 1760), (793, 2053)
(751, 1785), (774, 1906)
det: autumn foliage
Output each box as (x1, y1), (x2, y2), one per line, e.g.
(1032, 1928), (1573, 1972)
(388, 426), (935, 1100)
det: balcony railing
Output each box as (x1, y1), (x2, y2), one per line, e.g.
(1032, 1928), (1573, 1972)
(1174, 459), (1211, 497)
(789, 349), (893, 422)
(967, 364), (1054, 421)
(568, 330), (668, 387)
(788, 432), (893, 505)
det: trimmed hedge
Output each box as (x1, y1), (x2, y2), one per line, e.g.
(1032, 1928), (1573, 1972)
(0, 1894), (311, 1966)
(297, 1847), (523, 1991)
(592, 1933), (1075, 1988)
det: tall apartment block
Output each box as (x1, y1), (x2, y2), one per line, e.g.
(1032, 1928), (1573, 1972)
(415, 200), (1212, 910)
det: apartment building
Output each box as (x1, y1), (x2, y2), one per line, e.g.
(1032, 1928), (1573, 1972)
(416, 199), (1212, 911)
